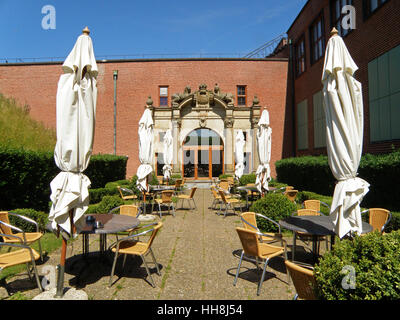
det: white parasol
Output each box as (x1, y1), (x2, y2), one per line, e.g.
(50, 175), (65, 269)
(162, 129), (173, 181)
(136, 108), (154, 192)
(322, 28), (369, 238)
(48, 27), (97, 297)
(49, 27), (97, 239)
(234, 130), (245, 180)
(255, 109), (272, 194)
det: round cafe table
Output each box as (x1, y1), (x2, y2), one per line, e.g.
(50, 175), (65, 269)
(279, 215), (373, 263)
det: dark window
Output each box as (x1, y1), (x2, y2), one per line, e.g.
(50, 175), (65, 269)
(364, 0), (388, 19)
(330, 0), (353, 37)
(156, 152), (164, 176)
(295, 36), (306, 77)
(237, 85), (246, 106)
(309, 13), (325, 65)
(159, 86), (168, 106)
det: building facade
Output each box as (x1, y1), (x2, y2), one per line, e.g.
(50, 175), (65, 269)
(286, 0), (400, 157)
(0, 59), (289, 179)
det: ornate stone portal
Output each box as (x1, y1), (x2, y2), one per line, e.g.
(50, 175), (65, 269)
(147, 84), (262, 179)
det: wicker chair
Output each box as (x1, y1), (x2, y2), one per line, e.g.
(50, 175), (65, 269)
(0, 235), (43, 294)
(302, 200), (330, 214)
(291, 209), (329, 262)
(234, 227), (288, 296)
(109, 205), (141, 239)
(285, 260), (316, 300)
(108, 222), (163, 288)
(240, 212), (283, 245)
(361, 208), (392, 234)
(284, 189), (298, 204)
(177, 187), (197, 210)
(218, 190), (242, 217)
(117, 186), (137, 202)
(0, 211), (43, 261)
(154, 190), (176, 218)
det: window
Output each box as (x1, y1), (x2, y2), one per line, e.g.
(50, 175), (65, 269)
(237, 85), (247, 106)
(295, 36), (306, 77)
(330, 0), (353, 37)
(313, 91), (327, 148)
(364, 0), (388, 19)
(243, 152), (251, 174)
(368, 44), (400, 142)
(159, 86), (168, 106)
(156, 152), (164, 176)
(297, 100), (308, 150)
(309, 13), (325, 65)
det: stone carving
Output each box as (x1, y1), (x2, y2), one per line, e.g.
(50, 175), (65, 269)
(199, 112), (207, 127)
(146, 96), (153, 107)
(252, 95), (260, 106)
(194, 83), (214, 109)
(172, 86), (191, 107)
(213, 83), (234, 107)
(224, 118), (234, 128)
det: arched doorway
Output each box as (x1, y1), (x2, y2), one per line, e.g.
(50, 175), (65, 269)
(182, 128), (224, 179)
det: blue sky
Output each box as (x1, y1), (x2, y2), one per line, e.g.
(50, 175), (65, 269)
(0, 0), (307, 61)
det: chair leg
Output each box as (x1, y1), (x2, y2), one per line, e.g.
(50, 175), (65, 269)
(233, 251), (244, 286)
(149, 248), (161, 276)
(257, 258), (269, 296)
(109, 252), (119, 287)
(141, 254), (156, 288)
(158, 203), (162, 218)
(192, 198), (197, 210)
(31, 260), (43, 292)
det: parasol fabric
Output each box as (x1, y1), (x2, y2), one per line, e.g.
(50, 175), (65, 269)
(234, 130), (245, 180)
(255, 109), (272, 194)
(48, 33), (97, 239)
(322, 33), (369, 238)
(162, 129), (173, 181)
(136, 108), (154, 192)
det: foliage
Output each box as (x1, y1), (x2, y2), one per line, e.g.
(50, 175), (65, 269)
(89, 195), (124, 214)
(314, 231), (400, 300)
(0, 146), (128, 211)
(276, 150), (400, 211)
(8, 208), (49, 232)
(249, 193), (297, 233)
(0, 93), (56, 152)
(238, 173), (256, 186)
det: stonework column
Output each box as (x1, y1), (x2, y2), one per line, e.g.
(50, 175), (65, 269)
(224, 118), (235, 175)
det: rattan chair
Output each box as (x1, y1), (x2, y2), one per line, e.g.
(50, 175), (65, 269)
(302, 200), (330, 214)
(108, 205), (141, 239)
(117, 186), (137, 202)
(177, 187), (197, 210)
(234, 227), (288, 296)
(0, 211), (43, 261)
(218, 181), (230, 192)
(284, 189), (298, 204)
(154, 190), (176, 218)
(240, 212), (283, 245)
(210, 186), (232, 210)
(0, 234), (43, 294)
(218, 190), (242, 217)
(291, 209), (328, 262)
(108, 221), (163, 288)
(285, 260), (316, 300)
(361, 208), (392, 234)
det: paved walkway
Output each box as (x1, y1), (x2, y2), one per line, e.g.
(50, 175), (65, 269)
(1, 189), (316, 300)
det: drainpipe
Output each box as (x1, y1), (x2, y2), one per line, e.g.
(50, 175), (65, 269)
(288, 39), (296, 157)
(113, 70), (118, 155)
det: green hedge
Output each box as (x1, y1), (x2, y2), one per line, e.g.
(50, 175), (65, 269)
(276, 150), (400, 211)
(314, 230), (400, 300)
(0, 146), (128, 212)
(8, 208), (49, 232)
(249, 193), (297, 233)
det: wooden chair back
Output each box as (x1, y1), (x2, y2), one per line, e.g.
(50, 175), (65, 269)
(369, 208), (390, 232)
(161, 190), (174, 203)
(240, 212), (258, 231)
(0, 212), (12, 236)
(285, 260), (316, 300)
(303, 200), (320, 212)
(119, 205), (139, 218)
(296, 209), (319, 216)
(236, 227), (260, 258)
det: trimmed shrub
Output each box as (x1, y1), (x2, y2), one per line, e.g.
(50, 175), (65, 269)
(95, 195), (124, 214)
(239, 173), (256, 186)
(9, 208), (49, 232)
(249, 193), (297, 233)
(314, 231), (400, 300)
(0, 146), (128, 211)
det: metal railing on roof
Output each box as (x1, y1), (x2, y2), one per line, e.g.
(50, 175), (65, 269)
(243, 32), (288, 58)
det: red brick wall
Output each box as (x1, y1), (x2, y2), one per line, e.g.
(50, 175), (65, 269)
(287, 0), (400, 156)
(0, 59), (288, 179)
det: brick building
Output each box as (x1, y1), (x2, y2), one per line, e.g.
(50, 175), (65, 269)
(0, 59), (289, 178)
(0, 0), (399, 180)
(285, 0), (400, 156)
